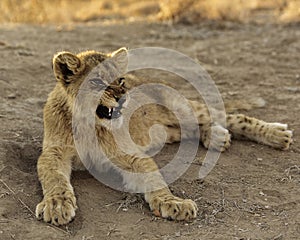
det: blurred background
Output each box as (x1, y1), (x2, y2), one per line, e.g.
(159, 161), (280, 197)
(0, 0), (299, 25)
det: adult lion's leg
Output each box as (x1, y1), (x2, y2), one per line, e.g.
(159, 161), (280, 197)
(226, 114), (293, 150)
(117, 155), (198, 221)
(36, 146), (77, 226)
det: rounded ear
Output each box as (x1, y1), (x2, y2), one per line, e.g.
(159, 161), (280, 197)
(109, 47), (128, 75)
(52, 51), (84, 84)
(110, 47), (128, 57)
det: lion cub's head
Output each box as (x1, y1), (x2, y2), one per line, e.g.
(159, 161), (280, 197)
(52, 48), (128, 128)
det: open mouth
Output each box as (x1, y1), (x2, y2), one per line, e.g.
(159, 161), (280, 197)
(96, 105), (122, 119)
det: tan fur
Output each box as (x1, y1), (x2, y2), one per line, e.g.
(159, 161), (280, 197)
(36, 48), (293, 225)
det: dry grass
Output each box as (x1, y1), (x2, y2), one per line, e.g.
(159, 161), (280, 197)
(158, 0), (300, 24)
(279, 0), (300, 22)
(0, 0), (159, 24)
(157, 0), (253, 23)
(0, 0), (299, 24)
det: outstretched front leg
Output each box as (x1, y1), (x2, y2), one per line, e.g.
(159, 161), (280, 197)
(36, 146), (77, 225)
(226, 114), (293, 150)
(116, 155), (198, 221)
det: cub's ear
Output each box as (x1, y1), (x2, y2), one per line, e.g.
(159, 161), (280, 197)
(52, 51), (84, 84)
(110, 47), (128, 57)
(109, 47), (128, 74)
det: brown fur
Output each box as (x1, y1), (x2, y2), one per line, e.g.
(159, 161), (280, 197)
(36, 48), (293, 225)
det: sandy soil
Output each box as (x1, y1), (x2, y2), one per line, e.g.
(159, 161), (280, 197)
(0, 20), (299, 240)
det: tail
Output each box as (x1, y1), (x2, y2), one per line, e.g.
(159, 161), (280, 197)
(225, 97), (266, 113)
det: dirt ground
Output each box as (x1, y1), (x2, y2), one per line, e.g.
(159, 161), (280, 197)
(0, 18), (299, 240)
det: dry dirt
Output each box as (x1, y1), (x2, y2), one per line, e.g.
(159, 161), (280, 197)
(0, 20), (299, 240)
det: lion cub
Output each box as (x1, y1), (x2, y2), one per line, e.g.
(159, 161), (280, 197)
(36, 48), (293, 225)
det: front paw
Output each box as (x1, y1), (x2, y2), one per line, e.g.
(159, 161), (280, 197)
(149, 196), (198, 221)
(36, 189), (77, 226)
(202, 125), (231, 152)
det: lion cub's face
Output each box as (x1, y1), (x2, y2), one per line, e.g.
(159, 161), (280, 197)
(52, 48), (128, 129)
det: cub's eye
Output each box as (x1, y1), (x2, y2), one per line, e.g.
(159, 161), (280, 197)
(118, 77), (125, 87)
(89, 78), (106, 87)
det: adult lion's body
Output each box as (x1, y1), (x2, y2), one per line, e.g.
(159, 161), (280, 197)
(36, 48), (293, 226)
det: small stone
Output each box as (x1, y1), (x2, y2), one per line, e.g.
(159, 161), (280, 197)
(259, 191), (265, 196)
(257, 158), (263, 161)
(175, 231), (181, 237)
(228, 91), (238, 96)
(18, 51), (34, 56)
(284, 86), (299, 92)
(7, 93), (16, 99)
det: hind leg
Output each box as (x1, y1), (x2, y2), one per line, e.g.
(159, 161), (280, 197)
(165, 100), (293, 150)
(226, 114), (293, 150)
